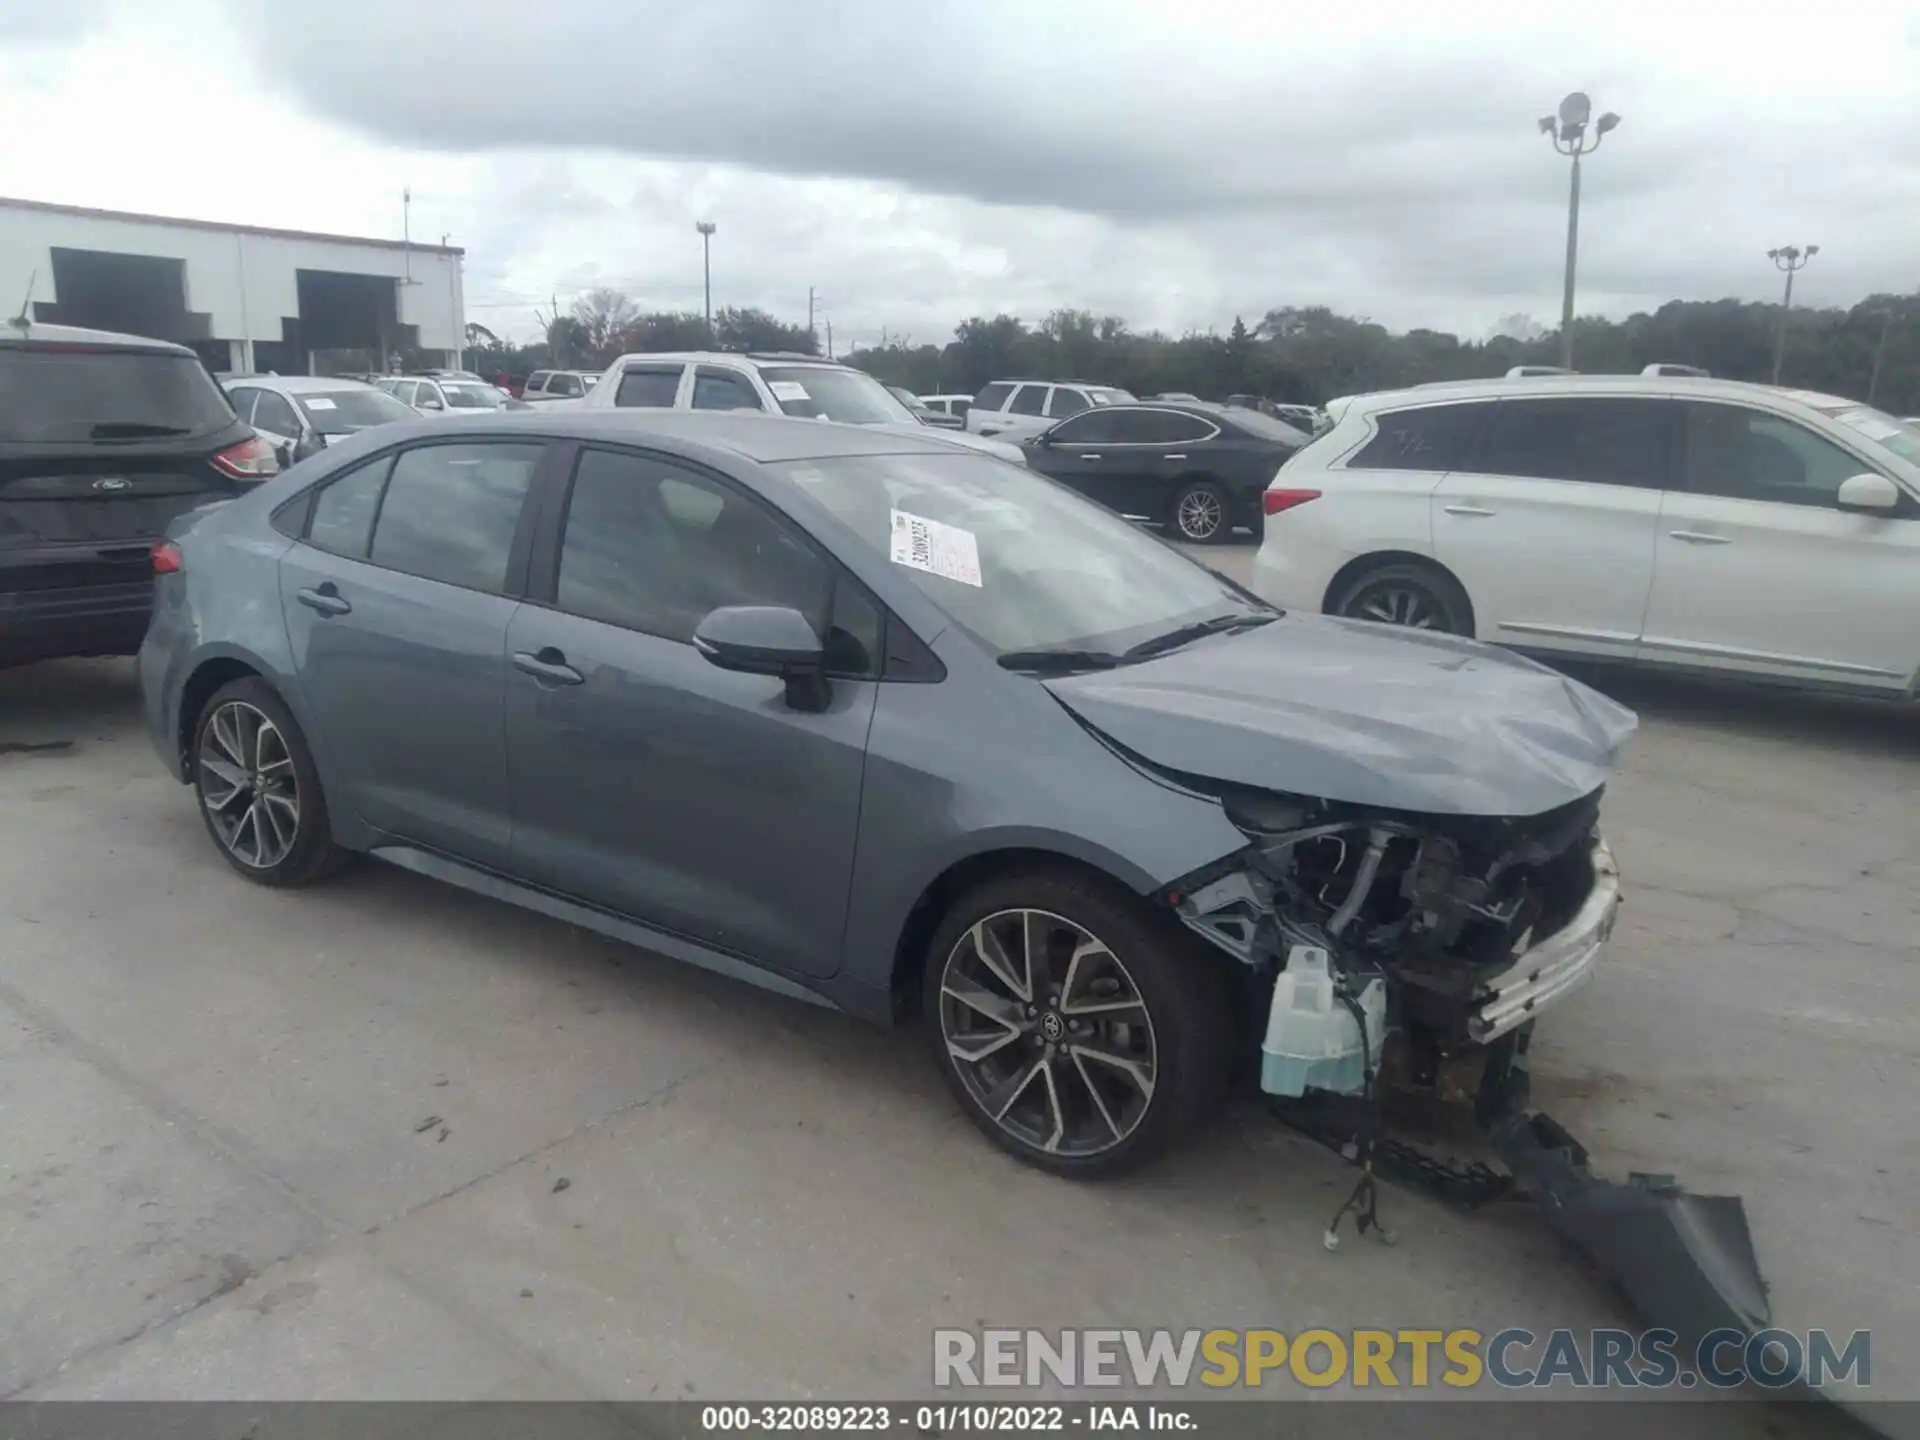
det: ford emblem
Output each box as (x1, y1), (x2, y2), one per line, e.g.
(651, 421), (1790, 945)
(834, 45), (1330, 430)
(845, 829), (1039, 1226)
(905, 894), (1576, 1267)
(93, 477), (131, 492)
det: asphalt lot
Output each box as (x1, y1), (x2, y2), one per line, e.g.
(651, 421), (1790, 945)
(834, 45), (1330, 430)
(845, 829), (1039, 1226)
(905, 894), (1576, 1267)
(0, 549), (1913, 1424)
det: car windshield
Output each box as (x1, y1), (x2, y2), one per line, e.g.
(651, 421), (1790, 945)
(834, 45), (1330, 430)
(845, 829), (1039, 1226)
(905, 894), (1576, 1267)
(440, 383), (504, 410)
(297, 388), (416, 433)
(1813, 400), (1920, 466)
(771, 452), (1269, 658)
(761, 366), (916, 425)
(1086, 388), (1134, 406)
(0, 348), (234, 443)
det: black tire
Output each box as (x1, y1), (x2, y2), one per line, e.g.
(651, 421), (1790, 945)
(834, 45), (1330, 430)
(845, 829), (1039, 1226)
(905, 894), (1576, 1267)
(1169, 478), (1233, 544)
(923, 866), (1232, 1178)
(1331, 560), (1473, 636)
(191, 677), (348, 887)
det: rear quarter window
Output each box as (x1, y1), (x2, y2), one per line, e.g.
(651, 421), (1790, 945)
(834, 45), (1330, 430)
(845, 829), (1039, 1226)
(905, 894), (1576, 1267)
(1347, 403), (1486, 472)
(973, 383), (1015, 411)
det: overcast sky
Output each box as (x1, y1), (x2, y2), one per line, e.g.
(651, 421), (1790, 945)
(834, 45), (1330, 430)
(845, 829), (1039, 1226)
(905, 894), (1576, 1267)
(0, 0), (1915, 349)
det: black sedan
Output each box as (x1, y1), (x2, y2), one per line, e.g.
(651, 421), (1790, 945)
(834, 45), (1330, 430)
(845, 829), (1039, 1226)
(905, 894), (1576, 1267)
(1020, 401), (1309, 543)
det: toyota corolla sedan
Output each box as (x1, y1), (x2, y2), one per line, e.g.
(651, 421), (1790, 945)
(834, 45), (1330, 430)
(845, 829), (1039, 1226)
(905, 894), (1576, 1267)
(139, 412), (1633, 1176)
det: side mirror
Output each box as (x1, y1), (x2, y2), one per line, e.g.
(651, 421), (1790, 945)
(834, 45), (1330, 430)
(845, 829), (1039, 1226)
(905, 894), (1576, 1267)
(693, 605), (830, 711)
(1836, 473), (1900, 514)
(293, 432), (325, 462)
(419, 398), (444, 412)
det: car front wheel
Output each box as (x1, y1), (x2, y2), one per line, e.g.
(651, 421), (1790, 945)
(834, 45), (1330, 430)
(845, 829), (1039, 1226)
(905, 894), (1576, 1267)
(925, 868), (1230, 1178)
(1170, 479), (1232, 544)
(192, 677), (347, 887)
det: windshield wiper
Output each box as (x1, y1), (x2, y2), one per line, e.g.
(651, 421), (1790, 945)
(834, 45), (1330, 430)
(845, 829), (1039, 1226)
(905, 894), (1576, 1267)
(89, 421), (191, 438)
(1124, 611), (1276, 660)
(996, 648), (1126, 674)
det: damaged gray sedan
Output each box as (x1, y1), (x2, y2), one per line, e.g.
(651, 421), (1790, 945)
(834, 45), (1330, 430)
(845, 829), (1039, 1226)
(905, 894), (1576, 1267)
(141, 413), (1633, 1184)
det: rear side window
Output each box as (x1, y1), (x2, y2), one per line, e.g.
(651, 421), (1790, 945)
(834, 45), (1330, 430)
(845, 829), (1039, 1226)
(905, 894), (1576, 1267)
(1348, 403), (1484, 472)
(1009, 385), (1048, 417)
(306, 458), (393, 559)
(0, 349), (235, 442)
(367, 442), (542, 593)
(1047, 387), (1090, 418)
(973, 383), (1014, 412)
(226, 387), (260, 425)
(1472, 398), (1671, 488)
(614, 367), (683, 408)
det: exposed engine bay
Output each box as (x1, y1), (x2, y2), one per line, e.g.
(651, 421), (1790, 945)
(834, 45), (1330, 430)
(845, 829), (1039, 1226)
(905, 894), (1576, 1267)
(1171, 781), (1618, 1101)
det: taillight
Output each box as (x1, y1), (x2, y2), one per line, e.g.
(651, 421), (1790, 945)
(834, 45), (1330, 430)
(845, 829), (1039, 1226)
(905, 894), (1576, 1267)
(211, 434), (280, 480)
(152, 541), (183, 574)
(1263, 487), (1322, 516)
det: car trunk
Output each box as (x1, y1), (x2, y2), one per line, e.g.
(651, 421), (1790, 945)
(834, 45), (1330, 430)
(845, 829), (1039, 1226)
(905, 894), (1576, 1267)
(0, 455), (238, 591)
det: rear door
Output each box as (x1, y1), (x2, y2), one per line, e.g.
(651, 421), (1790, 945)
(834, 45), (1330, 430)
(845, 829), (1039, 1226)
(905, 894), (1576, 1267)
(0, 345), (250, 596)
(278, 438), (550, 866)
(1431, 396), (1671, 659)
(996, 383), (1052, 439)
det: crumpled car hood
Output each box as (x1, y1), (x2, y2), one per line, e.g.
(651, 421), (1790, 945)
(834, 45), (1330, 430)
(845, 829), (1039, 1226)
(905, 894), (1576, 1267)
(1043, 614), (1638, 817)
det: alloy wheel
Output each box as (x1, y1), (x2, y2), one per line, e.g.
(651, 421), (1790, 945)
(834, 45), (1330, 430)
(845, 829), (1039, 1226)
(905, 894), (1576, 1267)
(1175, 488), (1224, 541)
(938, 908), (1158, 1158)
(197, 701), (301, 869)
(1352, 582), (1441, 629)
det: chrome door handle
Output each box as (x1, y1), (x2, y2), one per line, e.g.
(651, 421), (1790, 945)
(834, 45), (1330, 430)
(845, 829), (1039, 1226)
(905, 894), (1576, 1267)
(1443, 504), (1496, 517)
(295, 585), (351, 616)
(512, 648), (585, 686)
(1078, 453), (1102, 461)
(1669, 530), (1732, 545)
(1163, 453), (1188, 461)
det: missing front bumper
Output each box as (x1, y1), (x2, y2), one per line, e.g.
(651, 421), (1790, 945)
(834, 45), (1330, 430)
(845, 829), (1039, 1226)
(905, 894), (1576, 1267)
(1468, 838), (1620, 1044)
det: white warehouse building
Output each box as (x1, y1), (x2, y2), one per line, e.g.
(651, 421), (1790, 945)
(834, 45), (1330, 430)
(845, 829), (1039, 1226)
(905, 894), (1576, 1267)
(0, 196), (466, 375)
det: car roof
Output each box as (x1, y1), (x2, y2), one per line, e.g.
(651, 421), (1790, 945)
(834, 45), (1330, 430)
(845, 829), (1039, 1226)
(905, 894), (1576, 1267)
(409, 410), (971, 464)
(0, 320), (195, 355)
(231, 374), (385, 393)
(1344, 373), (1853, 414)
(602, 351), (848, 371)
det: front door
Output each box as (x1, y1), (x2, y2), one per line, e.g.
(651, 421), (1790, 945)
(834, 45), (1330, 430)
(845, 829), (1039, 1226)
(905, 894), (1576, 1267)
(1430, 396), (1671, 660)
(1638, 401), (1920, 689)
(504, 446), (877, 979)
(278, 439), (546, 866)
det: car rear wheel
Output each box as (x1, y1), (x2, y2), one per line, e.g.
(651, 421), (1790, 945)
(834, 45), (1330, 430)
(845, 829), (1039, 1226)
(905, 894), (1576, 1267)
(1332, 561), (1473, 636)
(193, 678), (347, 887)
(925, 868), (1230, 1178)
(1170, 479), (1232, 544)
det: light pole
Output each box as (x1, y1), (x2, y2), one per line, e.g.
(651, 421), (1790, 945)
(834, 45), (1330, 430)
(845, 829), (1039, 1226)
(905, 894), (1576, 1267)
(695, 221), (716, 340)
(1767, 244), (1818, 385)
(1538, 93), (1621, 370)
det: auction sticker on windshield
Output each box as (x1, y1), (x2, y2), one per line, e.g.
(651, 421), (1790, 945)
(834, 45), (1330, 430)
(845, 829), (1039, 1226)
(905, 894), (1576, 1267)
(891, 509), (982, 587)
(768, 381), (810, 402)
(305, 397), (337, 409)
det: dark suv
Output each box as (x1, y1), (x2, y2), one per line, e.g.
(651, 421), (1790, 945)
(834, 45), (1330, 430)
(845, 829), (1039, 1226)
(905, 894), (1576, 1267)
(0, 323), (276, 667)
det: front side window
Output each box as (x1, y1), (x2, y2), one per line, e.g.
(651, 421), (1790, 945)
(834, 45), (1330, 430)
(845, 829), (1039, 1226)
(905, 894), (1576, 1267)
(526, 372), (550, 393)
(613, 367), (683, 408)
(772, 452), (1260, 658)
(251, 391), (300, 437)
(556, 449), (863, 660)
(1047, 387), (1090, 419)
(1349, 403), (1485, 472)
(692, 367), (763, 411)
(1682, 403), (1865, 507)
(1008, 385), (1049, 417)
(1472, 397), (1671, 487)
(1047, 410), (1120, 444)
(367, 442), (542, 592)
(440, 383), (503, 410)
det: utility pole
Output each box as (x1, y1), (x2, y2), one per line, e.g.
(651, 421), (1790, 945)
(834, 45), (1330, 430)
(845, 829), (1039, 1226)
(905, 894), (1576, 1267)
(1767, 245), (1818, 386)
(808, 286), (815, 345)
(696, 221), (716, 340)
(1538, 95), (1621, 370)
(826, 318), (834, 359)
(402, 186), (413, 284)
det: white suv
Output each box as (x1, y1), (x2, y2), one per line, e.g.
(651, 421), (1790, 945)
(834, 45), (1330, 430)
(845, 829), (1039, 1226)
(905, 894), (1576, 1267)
(964, 380), (1134, 441)
(1252, 375), (1920, 695)
(574, 352), (1027, 464)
